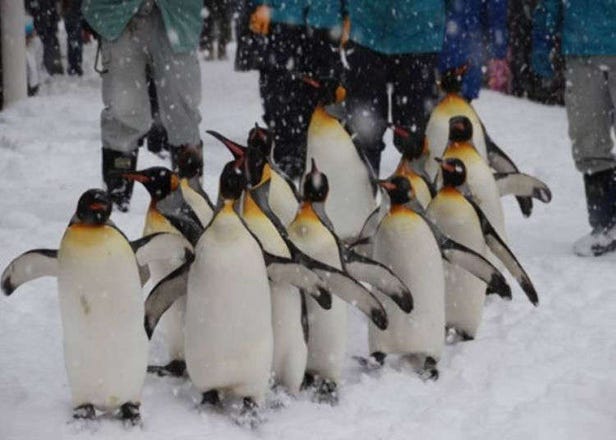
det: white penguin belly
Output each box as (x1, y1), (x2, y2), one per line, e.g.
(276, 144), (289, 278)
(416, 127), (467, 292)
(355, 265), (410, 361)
(185, 213), (273, 402)
(57, 226), (147, 410)
(370, 213), (445, 360)
(307, 121), (375, 240)
(428, 197), (487, 339)
(242, 213), (306, 394)
(288, 219), (347, 383)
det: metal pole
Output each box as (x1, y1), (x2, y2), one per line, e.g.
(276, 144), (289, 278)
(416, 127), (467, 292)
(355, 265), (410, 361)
(1, 0), (27, 108)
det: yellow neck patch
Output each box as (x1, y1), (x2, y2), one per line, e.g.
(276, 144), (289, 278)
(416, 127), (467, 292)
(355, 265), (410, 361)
(243, 191), (264, 218)
(295, 202), (320, 223)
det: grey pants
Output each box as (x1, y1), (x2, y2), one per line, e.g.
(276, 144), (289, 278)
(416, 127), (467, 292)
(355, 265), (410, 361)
(565, 56), (616, 175)
(101, 5), (202, 153)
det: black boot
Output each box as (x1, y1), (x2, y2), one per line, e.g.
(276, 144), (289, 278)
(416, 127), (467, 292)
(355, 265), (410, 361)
(573, 168), (616, 256)
(102, 148), (138, 212)
(146, 123), (170, 156)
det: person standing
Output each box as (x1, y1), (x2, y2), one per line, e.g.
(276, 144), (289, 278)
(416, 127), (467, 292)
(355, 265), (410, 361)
(82, 0), (203, 211)
(26, 0), (64, 75)
(200, 0), (234, 60)
(342, 0), (446, 175)
(62, 0), (84, 76)
(532, 0), (616, 256)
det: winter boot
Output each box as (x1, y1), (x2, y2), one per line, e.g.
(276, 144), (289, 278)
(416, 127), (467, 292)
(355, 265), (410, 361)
(102, 148), (138, 213)
(146, 122), (170, 156)
(573, 168), (616, 256)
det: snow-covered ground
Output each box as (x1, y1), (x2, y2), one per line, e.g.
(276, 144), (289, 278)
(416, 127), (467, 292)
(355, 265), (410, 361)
(1, 43), (615, 440)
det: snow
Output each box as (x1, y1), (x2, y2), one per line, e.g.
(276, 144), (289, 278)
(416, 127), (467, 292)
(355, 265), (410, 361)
(1, 43), (616, 439)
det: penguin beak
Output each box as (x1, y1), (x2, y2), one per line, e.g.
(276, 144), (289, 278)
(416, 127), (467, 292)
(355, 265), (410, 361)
(122, 172), (150, 183)
(310, 157), (320, 174)
(378, 180), (396, 191)
(302, 76), (321, 89)
(89, 202), (108, 212)
(436, 157), (455, 173)
(389, 123), (409, 139)
(206, 130), (246, 160)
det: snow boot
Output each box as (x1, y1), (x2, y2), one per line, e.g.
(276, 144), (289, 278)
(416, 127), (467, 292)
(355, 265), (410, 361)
(146, 123), (170, 156)
(102, 148), (138, 213)
(573, 168), (616, 256)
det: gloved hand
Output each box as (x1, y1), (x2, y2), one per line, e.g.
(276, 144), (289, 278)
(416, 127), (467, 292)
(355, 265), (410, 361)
(487, 58), (510, 93)
(250, 5), (271, 35)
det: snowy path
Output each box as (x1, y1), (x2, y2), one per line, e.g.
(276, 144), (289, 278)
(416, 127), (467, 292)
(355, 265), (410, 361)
(1, 46), (615, 439)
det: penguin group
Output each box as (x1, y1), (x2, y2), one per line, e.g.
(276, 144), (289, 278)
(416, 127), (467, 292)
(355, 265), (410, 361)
(2, 70), (551, 427)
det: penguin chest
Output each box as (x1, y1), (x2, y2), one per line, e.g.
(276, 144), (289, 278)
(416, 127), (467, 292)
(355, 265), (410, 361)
(57, 225), (147, 409)
(242, 211), (289, 258)
(370, 212), (444, 359)
(409, 174), (432, 209)
(307, 113), (375, 239)
(269, 171), (299, 228)
(185, 211), (273, 397)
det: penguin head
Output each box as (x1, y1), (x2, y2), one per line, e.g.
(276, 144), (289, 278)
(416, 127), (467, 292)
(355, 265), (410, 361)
(176, 146), (203, 179)
(76, 189), (112, 225)
(219, 158), (247, 201)
(303, 158), (329, 203)
(437, 157), (467, 188)
(245, 146), (268, 188)
(247, 123), (273, 157)
(303, 76), (345, 106)
(448, 116), (473, 143)
(206, 130), (246, 161)
(123, 167), (180, 202)
(390, 123), (428, 160)
(379, 176), (413, 205)
(439, 64), (468, 95)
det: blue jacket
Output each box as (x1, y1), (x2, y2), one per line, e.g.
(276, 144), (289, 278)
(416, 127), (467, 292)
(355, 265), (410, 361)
(306, 0), (343, 30)
(82, 0), (203, 53)
(440, 0), (508, 100)
(532, 0), (616, 77)
(346, 0), (446, 55)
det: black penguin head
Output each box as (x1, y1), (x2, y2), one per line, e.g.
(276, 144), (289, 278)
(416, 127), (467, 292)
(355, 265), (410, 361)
(247, 123), (273, 157)
(245, 147), (268, 188)
(448, 116), (473, 143)
(437, 157), (467, 188)
(379, 176), (413, 205)
(206, 130), (246, 161)
(176, 146), (203, 179)
(302, 76), (345, 106)
(219, 159), (247, 201)
(76, 189), (112, 225)
(390, 123), (427, 160)
(439, 64), (468, 94)
(303, 159), (329, 203)
(123, 167), (180, 202)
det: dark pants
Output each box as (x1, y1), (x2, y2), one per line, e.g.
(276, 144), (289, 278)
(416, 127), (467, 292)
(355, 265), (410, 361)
(259, 23), (343, 179)
(64, 0), (83, 75)
(201, 0), (233, 56)
(343, 42), (438, 174)
(27, 0), (63, 75)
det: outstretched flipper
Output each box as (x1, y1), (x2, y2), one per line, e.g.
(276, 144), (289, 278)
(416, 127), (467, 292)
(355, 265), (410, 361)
(131, 232), (193, 267)
(144, 252), (194, 338)
(467, 197), (539, 306)
(483, 125), (533, 217)
(348, 189), (391, 248)
(2, 249), (58, 296)
(494, 172), (552, 203)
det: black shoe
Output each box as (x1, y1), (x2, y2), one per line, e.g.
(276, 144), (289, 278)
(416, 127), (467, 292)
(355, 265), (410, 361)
(146, 123), (170, 155)
(102, 148), (138, 212)
(574, 168), (616, 256)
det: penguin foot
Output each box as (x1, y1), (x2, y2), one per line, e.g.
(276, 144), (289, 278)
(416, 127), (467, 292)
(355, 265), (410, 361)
(301, 372), (316, 390)
(147, 359), (186, 377)
(446, 327), (474, 344)
(353, 352), (386, 371)
(314, 379), (338, 406)
(201, 390), (221, 407)
(119, 402), (141, 426)
(419, 357), (439, 381)
(232, 397), (263, 429)
(73, 404), (96, 420)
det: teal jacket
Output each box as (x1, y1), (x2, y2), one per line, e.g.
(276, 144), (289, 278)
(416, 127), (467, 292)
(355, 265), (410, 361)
(347, 0), (446, 55)
(82, 0), (203, 53)
(250, 0), (308, 26)
(532, 0), (616, 76)
(306, 0), (343, 30)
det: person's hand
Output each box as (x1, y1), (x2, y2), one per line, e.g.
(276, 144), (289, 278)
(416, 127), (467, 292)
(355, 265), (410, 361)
(250, 5), (271, 35)
(341, 16), (350, 47)
(487, 58), (510, 93)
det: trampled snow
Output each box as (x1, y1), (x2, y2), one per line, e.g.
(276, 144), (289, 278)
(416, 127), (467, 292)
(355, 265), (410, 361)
(1, 44), (615, 439)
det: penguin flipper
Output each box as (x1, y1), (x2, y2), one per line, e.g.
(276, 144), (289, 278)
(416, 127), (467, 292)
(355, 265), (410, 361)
(440, 239), (512, 300)
(1, 249), (58, 296)
(144, 254), (193, 339)
(483, 126), (533, 217)
(349, 192), (390, 248)
(131, 233), (193, 268)
(269, 163), (301, 202)
(264, 252), (332, 310)
(343, 250), (413, 313)
(494, 172), (552, 203)
(311, 267), (388, 330)
(467, 198), (539, 306)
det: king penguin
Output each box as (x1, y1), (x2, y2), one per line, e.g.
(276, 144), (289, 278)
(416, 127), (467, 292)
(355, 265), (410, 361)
(428, 157), (540, 316)
(1, 189), (191, 423)
(304, 79), (377, 240)
(183, 158), (273, 420)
